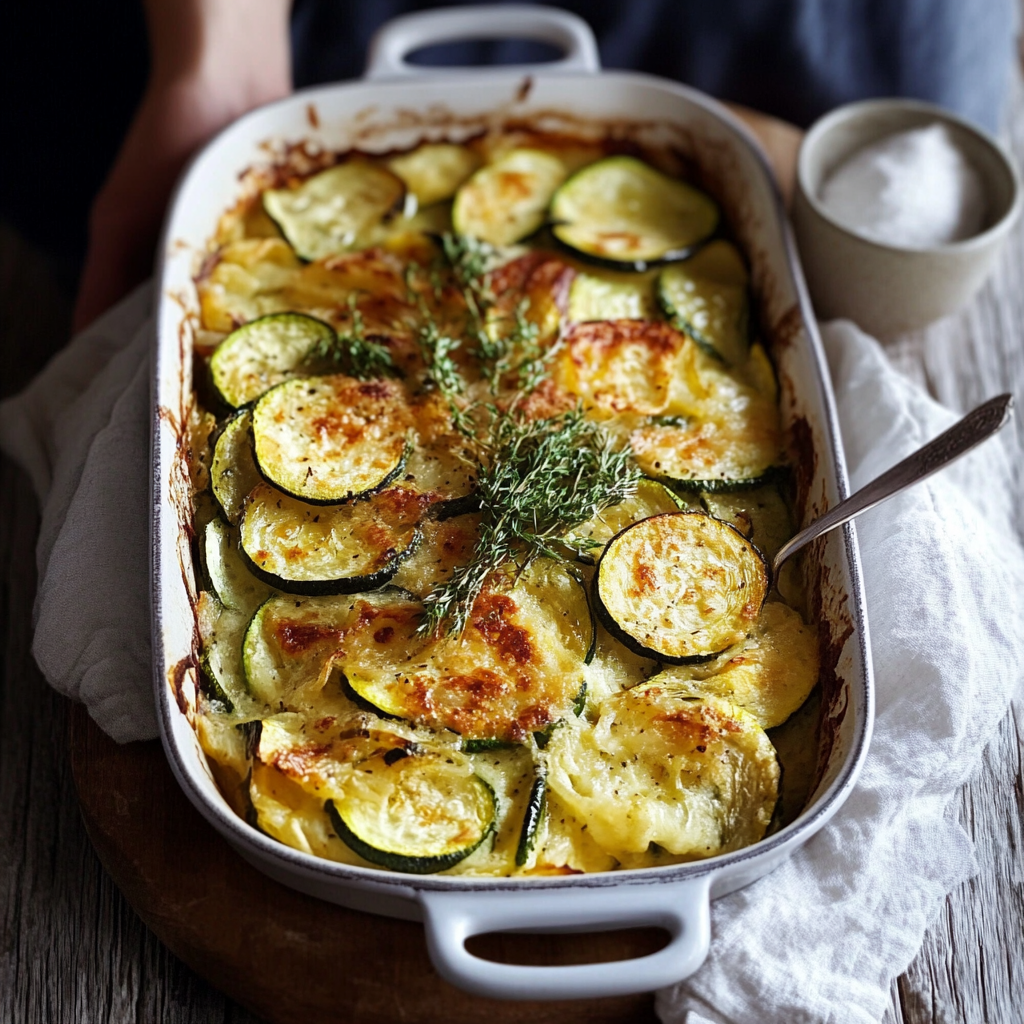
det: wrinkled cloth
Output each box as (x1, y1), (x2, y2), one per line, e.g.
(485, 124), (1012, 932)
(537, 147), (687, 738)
(658, 320), (1024, 1024)
(2, 294), (1022, 1021)
(0, 283), (155, 742)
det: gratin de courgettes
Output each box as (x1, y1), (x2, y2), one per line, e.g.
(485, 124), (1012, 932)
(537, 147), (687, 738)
(188, 132), (820, 877)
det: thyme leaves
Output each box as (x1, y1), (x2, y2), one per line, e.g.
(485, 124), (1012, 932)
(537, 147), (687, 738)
(419, 407), (639, 637)
(309, 295), (397, 380)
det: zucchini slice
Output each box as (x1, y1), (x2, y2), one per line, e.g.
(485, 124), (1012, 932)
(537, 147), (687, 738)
(562, 319), (687, 416)
(386, 143), (481, 207)
(550, 156), (719, 267)
(240, 482), (425, 596)
(545, 690), (778, 858)
(242, 591), (403, 704)
(515, 766), (548, 868)
(628, 343), (783, 491)
(325, 751), (495, 874)
(657, 240), (750, 365)
(339, 561), (594, 744)
(210, 409), (261, 524)
(701, 483), (793, 562)
(202, 516), (273, 615)
(563, 478), (682, 562)
(630, 420), (780, 493)
(595, 511), (769, 663)
(642, 601), (819, 729)
(210, 313), (335, 408)
(252, 375), (412, 504)
(199, 607), (252, 712)
(263, 161), (405, 261)
(452, 148), (567, 247)
(401, 435), (480, 504)
(566, 271), (657, 322)
(389, 512), (481, 598)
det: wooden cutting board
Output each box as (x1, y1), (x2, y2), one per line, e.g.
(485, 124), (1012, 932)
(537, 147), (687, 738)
(68, 105), (801, 1024)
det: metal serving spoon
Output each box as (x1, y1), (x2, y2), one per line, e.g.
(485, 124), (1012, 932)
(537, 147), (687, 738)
(772, 393), (1015, 577)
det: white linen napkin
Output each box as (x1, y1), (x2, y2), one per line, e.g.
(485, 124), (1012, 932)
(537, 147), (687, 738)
(658, 320), (1024, 1023)
(1, 290), (1022, 1019)
(0, 283), (156, 742)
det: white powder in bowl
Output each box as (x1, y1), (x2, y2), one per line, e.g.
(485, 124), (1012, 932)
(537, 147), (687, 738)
(819, 123), (986, 249)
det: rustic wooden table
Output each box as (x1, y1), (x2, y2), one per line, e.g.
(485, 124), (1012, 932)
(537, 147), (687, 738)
(2, 81), (1022, 1022)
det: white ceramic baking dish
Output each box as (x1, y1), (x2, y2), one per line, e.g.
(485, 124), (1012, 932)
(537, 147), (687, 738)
(153, 6), (873, 1001)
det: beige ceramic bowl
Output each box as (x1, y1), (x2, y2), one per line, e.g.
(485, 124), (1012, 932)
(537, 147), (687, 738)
(792, 98), (1021, 336)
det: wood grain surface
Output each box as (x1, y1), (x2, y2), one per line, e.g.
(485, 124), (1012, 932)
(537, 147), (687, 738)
(1, 86), (1022, 1023)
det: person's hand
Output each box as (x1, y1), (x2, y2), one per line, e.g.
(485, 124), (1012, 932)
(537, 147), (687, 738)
(73, 0), (292, 332)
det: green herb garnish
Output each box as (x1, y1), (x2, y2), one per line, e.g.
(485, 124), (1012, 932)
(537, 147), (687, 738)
(419, 407), (639, 637)
(309, 294), (397, 380)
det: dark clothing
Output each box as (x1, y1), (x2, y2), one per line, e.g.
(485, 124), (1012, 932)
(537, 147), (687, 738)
(292, 0), (1017, 134)
(2, 0), (1017, 277)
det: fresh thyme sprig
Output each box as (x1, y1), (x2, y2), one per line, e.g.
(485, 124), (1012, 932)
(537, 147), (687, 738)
(310, 294), (397, 380)
(418, 407), (640, 637)
(405, 263), (477, 436)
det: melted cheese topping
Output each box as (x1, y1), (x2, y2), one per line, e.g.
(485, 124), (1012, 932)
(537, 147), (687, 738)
(193, 137), (818, 877)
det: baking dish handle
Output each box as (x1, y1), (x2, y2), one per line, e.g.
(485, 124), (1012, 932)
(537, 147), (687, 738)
(364, 5), (601, 81)
(418, 875), (712, 1000)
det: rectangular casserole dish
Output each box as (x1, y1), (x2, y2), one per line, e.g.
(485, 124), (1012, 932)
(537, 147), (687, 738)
(153, 6), (873, 1000)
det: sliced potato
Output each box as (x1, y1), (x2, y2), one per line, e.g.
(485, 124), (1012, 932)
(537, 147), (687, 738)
(546, 690), (779, 857)
(561, 319), (687, 416)
(453, 148), (567, 246)
(641, 602), (818, 729)
(263, 161), (405, 261)
(567, 271), (657, 322)
(387, 143), (481, 206)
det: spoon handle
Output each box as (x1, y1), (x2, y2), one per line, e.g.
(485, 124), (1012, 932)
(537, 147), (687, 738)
(772, 392), (1014, 578)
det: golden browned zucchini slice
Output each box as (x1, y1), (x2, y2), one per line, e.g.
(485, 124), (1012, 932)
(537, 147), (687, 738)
(452, 148), (567, 246)
(561, 320), (687, 416)
(657, 240), (750, 365)
(595, 511), (769, 663)
(641, 601), (818, 729)
(239, 482), (429, 596)
(550, 156), (719, 267)
(252, 375), (412, 503)
(326, 750), (496, 874)
(263, 161), (405, 261)
(562, 478), (683, 562)
(210, 312), (335, 408)
(545, 689), (779, 858)
(386, 143), (481, 207)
